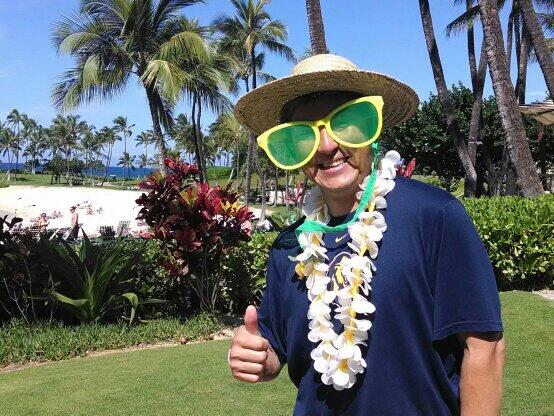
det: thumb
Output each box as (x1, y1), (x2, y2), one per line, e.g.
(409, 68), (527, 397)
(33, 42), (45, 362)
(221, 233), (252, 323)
(244, 305), (260, 335)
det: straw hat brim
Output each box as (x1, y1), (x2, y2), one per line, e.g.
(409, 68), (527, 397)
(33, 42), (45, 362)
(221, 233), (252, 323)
(235, 69), (419, 135)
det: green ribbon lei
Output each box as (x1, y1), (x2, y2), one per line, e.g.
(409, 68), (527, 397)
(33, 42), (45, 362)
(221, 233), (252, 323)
(295, 142), (380, 241)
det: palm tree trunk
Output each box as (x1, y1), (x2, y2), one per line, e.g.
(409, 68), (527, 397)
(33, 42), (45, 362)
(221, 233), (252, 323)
(285, 170), (290, 208)
(306, 0), (329, 54)
(101, 143), (112, 186)
(145, 87), (167, 175)
(245, 50), (258, 205)
(518, 0), (554, 99)
(478, 0), (544, 196)
(196, 95), (208, 184)
(506, 6), (515, 73)
(273, 165), (278, 207)
(418, 0), (477, 196)
(515, 26), (530, 104)
(191, 97), (204, 182)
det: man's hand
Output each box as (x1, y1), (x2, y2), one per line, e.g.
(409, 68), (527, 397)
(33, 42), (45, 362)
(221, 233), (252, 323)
(229, 305), (282, 383)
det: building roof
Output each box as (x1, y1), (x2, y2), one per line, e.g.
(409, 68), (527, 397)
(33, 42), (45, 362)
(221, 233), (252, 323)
(519, 99), (554, 126)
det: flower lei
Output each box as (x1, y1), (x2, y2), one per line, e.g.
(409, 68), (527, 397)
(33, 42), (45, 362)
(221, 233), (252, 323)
(288, 151), (400, 390)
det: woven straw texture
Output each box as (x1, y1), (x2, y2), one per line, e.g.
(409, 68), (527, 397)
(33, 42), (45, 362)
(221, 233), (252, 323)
(235, 54), (419, 135)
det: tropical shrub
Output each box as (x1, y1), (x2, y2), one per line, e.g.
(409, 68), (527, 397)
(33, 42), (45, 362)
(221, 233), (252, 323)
(463, 195), (553, 289)
(0, 216), (51, 324)
(0, 182), (8, 188)
(36, 234), (148, 324)
(136, 158), (253, 311)
(220, 231), (278, 313)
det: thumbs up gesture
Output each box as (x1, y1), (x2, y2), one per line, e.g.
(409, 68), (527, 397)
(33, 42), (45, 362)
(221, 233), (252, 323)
(229, 305), (280, 383)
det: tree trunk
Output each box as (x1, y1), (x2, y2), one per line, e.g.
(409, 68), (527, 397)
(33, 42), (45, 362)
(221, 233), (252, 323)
(518, 0), (554, 99)
(418, 0), (477, 195)
(466, 43), (488, 197)
(515, 26), (530, 104)
(285, 171), (290, 208)
(145, 87), (168, 175)
(479, 0), (544, 196)
(245, 49), (257, 205)
(101, 143), (112, 186)
(506, 6), (515, 73)
(273, 165), (279, 207)
(195, 95), (208, 184)
(306, 0), (329, 54)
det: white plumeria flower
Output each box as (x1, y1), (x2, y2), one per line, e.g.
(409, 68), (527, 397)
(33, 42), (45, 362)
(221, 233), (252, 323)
(311, 341), (339, 374)
(308, 321), (338, 342)
(335, 307), (373, 332)
(296, 232), (328, 261)
(379, 150), (401, 179)
(351, 293), (376, 315)
(302, 187), (330, 223)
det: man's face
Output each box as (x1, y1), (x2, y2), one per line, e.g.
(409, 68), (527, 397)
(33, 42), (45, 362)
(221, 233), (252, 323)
(289, 94), (373, 197)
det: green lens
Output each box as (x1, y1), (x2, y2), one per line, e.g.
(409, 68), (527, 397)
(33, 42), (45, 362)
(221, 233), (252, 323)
(330, 101), (379, 145)
(266, 124), (315, 167)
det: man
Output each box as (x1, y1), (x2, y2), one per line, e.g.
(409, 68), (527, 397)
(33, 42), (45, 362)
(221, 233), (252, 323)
(229, 54), (505, 415)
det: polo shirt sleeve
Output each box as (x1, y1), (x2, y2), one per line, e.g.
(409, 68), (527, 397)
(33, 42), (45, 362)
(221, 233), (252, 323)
(429, 200), (503, 341)
(257, 248), (288, 364)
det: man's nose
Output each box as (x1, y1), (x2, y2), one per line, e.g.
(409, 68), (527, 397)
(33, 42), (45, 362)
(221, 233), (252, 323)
(317, 126), (338, 153)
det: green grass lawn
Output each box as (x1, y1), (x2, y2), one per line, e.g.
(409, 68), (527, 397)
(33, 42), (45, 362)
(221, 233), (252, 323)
(0, 292), (551, 415)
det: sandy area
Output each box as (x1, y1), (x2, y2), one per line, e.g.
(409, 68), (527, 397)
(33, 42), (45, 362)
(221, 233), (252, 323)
(0, 185), (146, 236)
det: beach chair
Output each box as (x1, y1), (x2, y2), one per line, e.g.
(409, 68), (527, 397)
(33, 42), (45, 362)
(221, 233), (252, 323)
(99, 225), (115, 240)
(49, 227), (70, 241)
(115, 220), (131, 237)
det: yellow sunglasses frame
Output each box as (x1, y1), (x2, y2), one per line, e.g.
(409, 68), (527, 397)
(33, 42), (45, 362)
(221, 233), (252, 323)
(256, 96), (384, 170)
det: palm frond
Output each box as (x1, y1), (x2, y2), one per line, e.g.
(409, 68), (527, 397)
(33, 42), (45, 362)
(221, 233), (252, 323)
(141, 59), (191, 102)
(445, 4), (481, 37)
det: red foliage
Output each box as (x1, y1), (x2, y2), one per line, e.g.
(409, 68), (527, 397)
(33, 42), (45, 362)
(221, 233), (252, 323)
(136, 158), (253, 279)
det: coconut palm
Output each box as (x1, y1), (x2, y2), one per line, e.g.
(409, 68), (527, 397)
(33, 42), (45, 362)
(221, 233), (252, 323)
(209, 112), (248, 180)
(519, 0), (554, 97)
(52, 0), (209, 172)
(98, 125), (120, 185)
(172, 114), (195, 163)
(49, 115), (88, 186)
(6, 109), (26, 182)
(24, 124), (47, 175)
(478, 0), (544, 195)
(137, 153), (150, 178)
(0, 127), (18, 182)
(213, 0), (295, 203)
(135, 130), (155, 169)
(184, 47), (234, 182)
(419, 0), (478, 196)
(113, 116), (135, 181)
(306, 0), (328, 54)
(117, 152), (136, 180)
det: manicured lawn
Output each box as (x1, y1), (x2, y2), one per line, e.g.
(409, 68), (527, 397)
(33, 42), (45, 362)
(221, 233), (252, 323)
(0, 291), (551, 415)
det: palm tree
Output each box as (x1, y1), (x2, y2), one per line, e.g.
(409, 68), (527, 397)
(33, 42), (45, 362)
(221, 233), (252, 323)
(518, 0), (554, 97)
(24, 123), (47, 175)
(478, 0), (544, 196)
(182, 37), (235, 183)
(418, 0), (478, 196)
(0, 127), (17, 182)
(209, 112), (248, 180)
(117, 152), (136, 180)
(137, 153), (150, 178)
(135, 130), (155, 169)
(306, 0), (329, 54)
(52, 0), (209, 173)
(98, 126), (119, 185)
(213, 0), (295, 203)
(172, 114), (195, 163)
(6, 109), (26, 182)
(49, 115), (88, 186)
(113, 116), (135, 181)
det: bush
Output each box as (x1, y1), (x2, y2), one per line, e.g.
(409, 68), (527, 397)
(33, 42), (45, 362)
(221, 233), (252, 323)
(0, 314), (222, 366)
(0, 182), (8, 188)
(220, 231), (278, 313)
(463, 195), (553, 289)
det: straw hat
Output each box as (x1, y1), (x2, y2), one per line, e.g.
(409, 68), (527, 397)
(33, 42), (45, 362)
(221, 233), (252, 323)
(235, 54), (419, 135)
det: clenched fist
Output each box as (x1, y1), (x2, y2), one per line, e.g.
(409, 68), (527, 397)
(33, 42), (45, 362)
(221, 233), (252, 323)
(229, 305), (282, 383)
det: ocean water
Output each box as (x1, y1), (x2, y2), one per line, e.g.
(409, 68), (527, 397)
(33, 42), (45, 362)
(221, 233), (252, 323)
(0, 163), (154, 179)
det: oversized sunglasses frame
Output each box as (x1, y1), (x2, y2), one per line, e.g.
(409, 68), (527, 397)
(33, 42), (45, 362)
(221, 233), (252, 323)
(256, 95), (384, 170)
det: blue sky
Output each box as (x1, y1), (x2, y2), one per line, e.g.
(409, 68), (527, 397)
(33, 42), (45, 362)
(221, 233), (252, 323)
(0, 0), (548, 162)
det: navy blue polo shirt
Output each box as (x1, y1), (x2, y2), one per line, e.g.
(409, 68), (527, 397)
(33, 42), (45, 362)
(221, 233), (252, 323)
(258, 177), (503, 416)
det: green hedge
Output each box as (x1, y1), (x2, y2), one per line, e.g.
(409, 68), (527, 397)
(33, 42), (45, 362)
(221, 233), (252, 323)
(0, 314), (222, 366)
(462, 195), (553, 290)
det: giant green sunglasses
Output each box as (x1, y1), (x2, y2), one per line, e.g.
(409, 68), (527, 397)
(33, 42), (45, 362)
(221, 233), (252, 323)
(257, 96), (384, 170)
